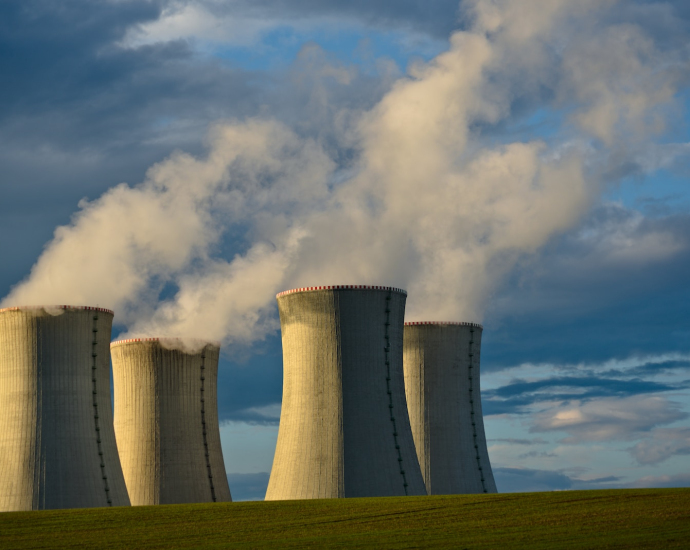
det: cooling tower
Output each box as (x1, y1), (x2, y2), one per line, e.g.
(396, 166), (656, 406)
(403, 322), (497, 494)
(0, 306), (130, 511)
(265, 285), (426, 500)
(111, 338), (231, 505)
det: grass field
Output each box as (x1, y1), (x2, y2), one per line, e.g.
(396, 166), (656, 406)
(1, 488), (689, 549)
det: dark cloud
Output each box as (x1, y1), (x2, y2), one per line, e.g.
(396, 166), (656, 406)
(482, 377), (683, 416)
(494, 467), (574, 492)
(518, 451), (558, 459)
(200, 0), (690, 44)
(483, 204), (690, 370)
(494, 467), (635, 493)
(628, 427), (690, 464)
(0, 0), (263, 301)
(199, 0), (463, 38)
(491, 377), (678, 399)
(2, 1), (689, 453)
(619, 1), (690, 49)
(601, 359), (690, 378)
(0, 1), (395, 307)
(0, 1), (262, 152)
(227, 472), (270, 501)
(489, 438), (548, 446)
(631, 472), (690, 488)
(530, 396), (688, 443)
(216, 339), (283, 424)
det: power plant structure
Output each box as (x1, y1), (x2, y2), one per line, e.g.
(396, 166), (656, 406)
(0, 306), (130, 511)
(403, 322), (497, 494)
(265, 285), (427, 500)
(111, 338), (232, 505)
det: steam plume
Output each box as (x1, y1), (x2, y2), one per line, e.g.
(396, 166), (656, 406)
(2, 0), (682, 345)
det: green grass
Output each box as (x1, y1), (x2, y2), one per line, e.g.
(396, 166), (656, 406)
(1, 489), (689, 549)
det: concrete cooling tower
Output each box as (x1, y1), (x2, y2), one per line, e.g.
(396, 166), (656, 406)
(0, 306), (130, 511)
(265, 285), (426, 500)
(111, 338), (232, 505)
(403, 322), (497, 494)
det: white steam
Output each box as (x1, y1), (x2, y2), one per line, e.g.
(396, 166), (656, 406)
(2, 0), (682, 344)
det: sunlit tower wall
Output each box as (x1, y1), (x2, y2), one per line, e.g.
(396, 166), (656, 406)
(0, 306), (130, 511)
(265, 286), (427, 500)
(111, 338), (232, 505)
(403, 322), (497, 494)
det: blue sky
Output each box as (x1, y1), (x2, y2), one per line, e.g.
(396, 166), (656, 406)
(1, 0), (689, 501)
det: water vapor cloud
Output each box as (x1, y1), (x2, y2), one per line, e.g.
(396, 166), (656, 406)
(3, 0), (684, 344)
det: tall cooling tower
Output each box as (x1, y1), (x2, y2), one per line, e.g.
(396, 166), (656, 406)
(0, 306), (130, 511)
(111, 338), (232, 505)
(265, 285), (426, 500)
(403, 322), (497, 494)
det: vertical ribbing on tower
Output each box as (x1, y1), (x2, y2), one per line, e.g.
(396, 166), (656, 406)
(111, 338), (232, 505)
(0, 306), (130, 511)
(403, 322), (497, 495)
(265, 285), (426, 500)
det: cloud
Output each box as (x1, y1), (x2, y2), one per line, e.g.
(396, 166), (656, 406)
(0, 0), (252, 148)
(2, 119), (334, 339)
(493, 467), (574, 492)
(483, 205), (690, 368)
(629, 427), (690, 465)
(561, 23), (677, 145)
(495, 465), (690, 493)
(630, 472), (690, 488)
(3, 0), (688, 348)
(122, 0), (464, 47)
(481, 365), (687, 416)
(530, 396), (688, 443)
(489, 438), (548, 446)
(491, 376), (678, 399)
(228, 404), (282, 426)
(490, 203), (690, 318)
(601, 358), (690, 378)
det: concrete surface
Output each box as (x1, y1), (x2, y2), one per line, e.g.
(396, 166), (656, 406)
(403, 322), (497, 494)
(111, 338), (231, 505)
(0, 306), (130, 511)
(266, 286), (426, 500)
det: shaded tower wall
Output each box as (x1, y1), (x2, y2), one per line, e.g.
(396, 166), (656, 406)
(403, 322), (497, 494)
(111, 338), (231, 505)
(0, 306), (130, 511)
(265, 285), (426, 500)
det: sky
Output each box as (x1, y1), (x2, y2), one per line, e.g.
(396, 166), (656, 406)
(1, 0), (689, 501)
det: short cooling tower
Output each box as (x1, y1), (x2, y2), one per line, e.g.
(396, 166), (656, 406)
(265, 286), (426, 500)
(111, 338), (231, 505)
(403, 322), (497, 494)
(0, 306), (130, 511)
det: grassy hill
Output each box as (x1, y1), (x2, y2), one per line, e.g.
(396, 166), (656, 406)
(1, 488), (689, 549)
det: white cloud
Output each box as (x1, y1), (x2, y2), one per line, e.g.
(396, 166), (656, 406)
(631, 472), (690, 488)
(120, 1), (371, 52)
(4, 0), (686, 345)
(629, 427), (690, 465)
(121, 2), (276, 49)
(574, 205), (687, 264)
(531, 396), (688, 443)
(482, 352), (690, 390)
(636, 142), (690, 173)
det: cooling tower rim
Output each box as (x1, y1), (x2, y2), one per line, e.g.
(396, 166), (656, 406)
(404, 321), (483, 328)
(110, 337), (222, 348)
(277, 285), (407, 298)
(0, 305), (114, 315)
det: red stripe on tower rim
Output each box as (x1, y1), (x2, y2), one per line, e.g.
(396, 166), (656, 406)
(110, 337), (222, 348)
(404, 321), (484, 329)
(276, 285), (408, 298)
(0, 305), (115, 315)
